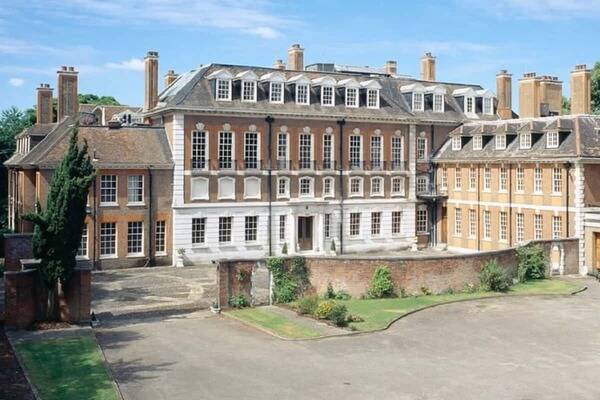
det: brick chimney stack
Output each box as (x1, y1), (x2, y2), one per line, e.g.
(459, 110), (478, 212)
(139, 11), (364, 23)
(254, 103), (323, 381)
(287, 44), (304, 71)
(36, 83), (53, 124)
(570, 64), (591, 115)
(496, 70), (512, 119)
(144, 51), (159, 112)
(519, 72), (563, 118)
(56, 66), (78, 121)
(164, 69), (178, 88)
(384, 60), (397, 75)
(273, 59), (285, 70)
(420, 52), (436, 81)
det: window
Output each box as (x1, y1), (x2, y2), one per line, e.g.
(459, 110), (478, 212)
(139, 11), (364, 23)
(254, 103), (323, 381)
(433, 94), (444, 112)
(371, 177), (383, 196)
(299, 177), (313, 197)
(466, 96), (474, 113)
(534, 167), (543, 193)
(216, 79), (231, 101)
(77, 224), (88, 257)
(417, 137), (427, 160)
(191, 177), (209, 200)
(520, 133), (531, 149)
(469, 167), (477, 190)
(323, 134), (333, 169)
(454, 168), (462, 190)
(324, 214), (331, 238)
(367, 89), (379, 108)
(392, 211), (403, 235)
(277, 132), (288, 168)
(100, 175), (117, 205)
(269, 82), (283, 103)
(218, 177), (235, 200)
(516, 213), (524, 243)
(416, 207), (428, 234)
(454, 208), (462, 236)
(392, 177), (405, 196)
(244, 177), (261, 200)
(534, 214), (543, 240)
(277, 178), (289, 200)
(349, 177), (363, 196)
(416, 176), (428, 194)
(516, 167), (524, 192)
(370, 136), (382, 169)
(552, 167), (562, 193)
(349, 213), (361, 236)
(349, 135), (362, 168)
(412, 92), (424, 111)
(192, 218), (206, 245)
(483, 97), (492, 115)
(219, 131), (233, 169)
(296, 84), (309, 105)
(391, 136), (403, 169)
(244, 132), (259, 169)
(299, 133), (312, 169)
(245, 216), (258, 242)
(279, 215), (286, 240)
(483, 210), (491, 240)
(321, 86), (334, 106)
(483, 167), (491, 191)
(547, 131), (559, 148)
(127, 175), (144, 204)
(371, 212), (381, 236)
(242, 80), (256, 102)
(155, 220), (166, 254)
(323, 177), (334, 197)
(469, 209), (476, 238)
(127, 221), (143, 255)
(499, 211), (507, 242)
(219, 216), (232, 243)
(100, 222), (116, 257)
(553, 216), (562, 239)
(452, 136), (462, 151)
(495, 134), (506, 150)
(440, 167), (448, 190)
(472, 135), (482, 150)
(192, 130), (207, 169)
(345, 87), (358, 107)
(499, 167), (507, 192)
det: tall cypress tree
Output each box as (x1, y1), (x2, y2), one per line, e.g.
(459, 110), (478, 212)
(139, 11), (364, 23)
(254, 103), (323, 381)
(24, 124), (95, 320)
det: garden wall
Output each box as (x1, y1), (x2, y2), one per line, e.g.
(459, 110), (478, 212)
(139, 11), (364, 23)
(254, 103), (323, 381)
(218, 260), (270, 308)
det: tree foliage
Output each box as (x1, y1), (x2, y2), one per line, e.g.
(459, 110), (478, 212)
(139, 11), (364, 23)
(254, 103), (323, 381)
(78, 94), (120, 106)
(23, 125), (95, 312)
(592, 61), (600, 114)
(562, 96), (571, 115)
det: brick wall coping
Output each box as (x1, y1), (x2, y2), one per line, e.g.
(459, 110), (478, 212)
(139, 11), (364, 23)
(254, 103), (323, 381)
(3, 268), (37, 276)
(3, 233), (33, 239)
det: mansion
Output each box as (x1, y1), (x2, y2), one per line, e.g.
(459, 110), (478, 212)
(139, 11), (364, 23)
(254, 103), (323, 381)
(5, 44), (598, 273)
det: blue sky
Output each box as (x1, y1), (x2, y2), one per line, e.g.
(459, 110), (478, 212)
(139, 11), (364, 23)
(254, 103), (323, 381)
(1, 0), (599, 111)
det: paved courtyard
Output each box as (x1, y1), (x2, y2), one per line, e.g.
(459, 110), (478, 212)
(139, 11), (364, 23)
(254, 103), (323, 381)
(96, 277), (600, 400)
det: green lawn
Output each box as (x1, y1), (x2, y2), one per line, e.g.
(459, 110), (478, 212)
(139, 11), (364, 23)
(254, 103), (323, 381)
(14, 335), (119, 400)
(227, 308), (321, 339)
(341, 279), (584, 332)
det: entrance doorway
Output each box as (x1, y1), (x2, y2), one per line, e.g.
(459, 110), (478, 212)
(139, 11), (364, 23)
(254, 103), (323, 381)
(297, 216), (313, 251)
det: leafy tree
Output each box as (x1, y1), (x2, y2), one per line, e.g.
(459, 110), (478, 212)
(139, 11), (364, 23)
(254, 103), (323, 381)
(78, 94), (120, 106)
(592, 61), (600, 114)
(562, 96), (571, 115)
(23, 125), (95, 320)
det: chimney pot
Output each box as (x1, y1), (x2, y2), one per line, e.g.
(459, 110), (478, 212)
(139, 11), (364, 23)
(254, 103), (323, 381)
(164, 69), (178, 88)
(273, 59), (285, 70)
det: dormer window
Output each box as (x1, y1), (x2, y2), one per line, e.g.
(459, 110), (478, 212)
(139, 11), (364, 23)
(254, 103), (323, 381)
(312, 76), (337, 107)
(477, 89), (495, 115)
(466, 97), (474, 113)
(425, 85), (446, 113)
(242, 80), (256, 102)
(207, 69), (234, 101)
(433, 93), (444, 112)
(413, 92), (424, 112)
(520, 133), (531, 149)
(496, 134), (506, 150)
(452, 136), (462, 151)
(288, 74), (311, 105)
(346, 88), (358, 107)
(473, 135), (482, 150)
(401, 83), (425, 112)
(452, 87), (477, 115)
(483, 97), (493, 115)
(270, 82), (283, 103)
(361, 80), (382, 109)
(547, 131), (559, 148)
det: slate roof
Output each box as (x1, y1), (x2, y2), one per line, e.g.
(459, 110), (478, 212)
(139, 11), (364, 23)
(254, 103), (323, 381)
(152, 63), (499, 124)
(433, 115), (600, 163)
(5, 117), (173, 170)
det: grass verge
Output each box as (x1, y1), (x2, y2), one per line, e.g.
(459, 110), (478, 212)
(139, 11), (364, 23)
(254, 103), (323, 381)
(14, 335), (119, 400)
(341, 278), (584, 331)
(227, 308), (321, 339)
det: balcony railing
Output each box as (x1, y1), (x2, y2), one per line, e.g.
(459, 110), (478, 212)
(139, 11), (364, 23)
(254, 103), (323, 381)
(191, 159), (409, 172)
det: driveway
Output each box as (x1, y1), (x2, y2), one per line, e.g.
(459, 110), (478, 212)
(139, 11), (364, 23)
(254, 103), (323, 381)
(96, 277), (600, 400)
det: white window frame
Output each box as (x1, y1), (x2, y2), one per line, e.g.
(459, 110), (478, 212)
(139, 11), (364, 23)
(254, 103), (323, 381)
(190, 176), (210, 200)
(299, 176), (314, 198)
(416, 207), (428, 234)
(452, 136), (461, 151)
(534, 167), (543, 193)
(345, 87), (358, 108)
(520, 133), (531, 149)
(349, 177), (364, 197)
(392, 211), (403, 236)
(370, 176), (384, 197)
(277, 132), (289, 168)
(499, 211), (507, 242)
(277, 176), (290, 199)
(218, 131), (235, 170)
(322, 134), (334, 170)
(499, 167), (507, 192)
(370, 135), (383, 169)
(349, 134), (362, 168)
(269, 81), (284, 104)
(127, 175), (144, 205)
(244, 131), (260, 170)
(324, 213), (331, 239)
(371, 211), (382, 236)
(483, 167), (491, 191)
(366, 89), (380, 109)
(412, 92), (424, 112)
(217, 177), (236, 200)
(465, 96), (475, 114)
(433, 93), (444, 113)
(483, 97), (493, 115)
(100, 175), (118, 206)
(245, 215), (258, 243)
(516, 213), (524, 243)
(155, 220), (167, 255)
(191, 130), (208, 170)
(469, 209), (476, 238)
(391, 176), (405, 197)
(454, 168), (462, 190)
(77, 224), (88, 259)
(241, 80), (257, 102)
(127, 221), (144, 256)
(552, 215), (562, 239)
(279, 215), (286, 241)
(349, 212), (361, 237)
(243, 177), (262, 200)
(216, 78), (232, 101)
(192, 217), (206, 246)
(547, 131), (559, 148)
(472, 135), (482, 150)
(469, 167), (477, 191)
(100, 222), (117, 258)
(440, 167), (448, 190)
(323, 176), (335, 198)
(417, 137), (427, 160)
(516, 167), (525, 192)
(552, 167), (562, 194)
(495, 134), (506, 150)
(534, 214), (543, 240)
(416, 176), (428, 194)
(454, 207), (462, 237)
(483, 210), (491, 240)
(321, 85), (335, 106)
(218, 216), (233, 244)
(296, 84), (310, 105)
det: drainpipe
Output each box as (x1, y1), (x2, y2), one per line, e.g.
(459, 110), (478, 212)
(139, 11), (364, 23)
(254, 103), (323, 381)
(265, 116), (274, 256)
(508, 163), (512, 246)
(147, 167), (154, 267)
(565, 161), (572, 238)
(337, 118), (346, 255)
(477, 164), (481, 251)
(92, 178), (97, 270)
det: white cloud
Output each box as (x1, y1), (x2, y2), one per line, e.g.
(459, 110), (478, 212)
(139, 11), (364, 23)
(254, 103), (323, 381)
(105, 58), (145, 71)
(0, 37), (96, 56)
(8, 78), (25, 87)
(242, 27), (281, 39)
(459, 0), (600, 20)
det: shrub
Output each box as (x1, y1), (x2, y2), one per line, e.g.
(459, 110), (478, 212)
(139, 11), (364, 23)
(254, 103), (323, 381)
(281, 242), (288, 255)
(228, 294), (249, 308)
(479, 260), (512, 292)
(324, 282), (336, 299)
(268, 256), (310, 303)
(314, 300), (336, 319)
(334, 290), (351, 300)
(330, 240), (336, 253)
(346, 314), (364, 323)
(367, 266), (395, 298)
(328, 303), (348, 327)
(463, 282), (478, 293)
(236, 268), (250, 283)
(295, 295), (320, 315)
(420, 286), (432, 296)
(517, 244), (547, 282)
